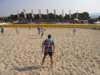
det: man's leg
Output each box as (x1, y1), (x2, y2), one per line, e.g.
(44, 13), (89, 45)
(42, 54), (46, 66)
(50, 56), (53, 68)
(1, 32), (3, 34)
(38, 29), (40, 35)
(41, 33), (44, 38)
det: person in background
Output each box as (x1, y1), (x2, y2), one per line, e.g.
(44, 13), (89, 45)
(16, 27), (19, 34)
(38, 27), (41, 35)
(1, 28), (4, 34)
(41, 27), (46, 38)
(73, 28), (77, 35)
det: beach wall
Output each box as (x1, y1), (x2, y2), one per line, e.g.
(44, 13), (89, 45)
(0, 24), (100, 28)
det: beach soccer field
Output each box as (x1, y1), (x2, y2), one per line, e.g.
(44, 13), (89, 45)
(0, 28), (100, 75)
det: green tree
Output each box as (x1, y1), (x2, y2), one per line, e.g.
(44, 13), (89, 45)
(80, 12), (90, 20)
(48, 13), (55, 19)
(64, 14), (70, 20)
(34, 14), (39, 19)
(27, 13), (32, 19)
(19, 12), (24, 18)
(42, 14), (48, 19)
(88, 18), (98, 24)
(98, 16), (100, 21)
(10, 14), (18, 20)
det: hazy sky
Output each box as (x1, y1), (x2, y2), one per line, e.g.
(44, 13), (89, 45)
(0, 0), (100, 17)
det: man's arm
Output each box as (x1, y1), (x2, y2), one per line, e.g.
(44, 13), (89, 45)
(42, 42), (44, 52)
(52, 40), (55, 52)
(53, 45), (55, 52)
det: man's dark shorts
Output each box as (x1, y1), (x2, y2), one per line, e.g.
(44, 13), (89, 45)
(44, 52), (53, 56)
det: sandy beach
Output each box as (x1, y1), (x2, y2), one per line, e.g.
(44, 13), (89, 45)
(0, 28), (100, 75)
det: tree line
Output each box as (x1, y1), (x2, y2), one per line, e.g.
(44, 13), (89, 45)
(0, 12), (100, 24)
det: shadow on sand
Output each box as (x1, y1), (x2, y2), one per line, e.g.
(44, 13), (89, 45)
(14, 66), (45, 72)
(30, 38), (37, 39)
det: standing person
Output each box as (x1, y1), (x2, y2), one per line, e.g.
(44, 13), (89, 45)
(42, 34), (55, 68)
(38, 27), (41, 35)
(41, 27), (46, 38)
(16, 27), (19, 34)
(73, 28), (77, 35)
(1, 28), (4, 34)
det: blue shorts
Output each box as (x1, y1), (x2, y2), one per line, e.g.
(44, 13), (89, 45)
(38, 28), (40, 32)
(1, 30), (3, 32)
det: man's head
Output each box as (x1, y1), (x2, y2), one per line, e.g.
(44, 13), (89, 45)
(48, 34), (51, 38)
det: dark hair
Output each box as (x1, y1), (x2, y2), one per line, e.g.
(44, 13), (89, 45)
(48, 34), (51, 38)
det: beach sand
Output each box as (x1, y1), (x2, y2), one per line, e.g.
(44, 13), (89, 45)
(0, 28), (100, 75)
